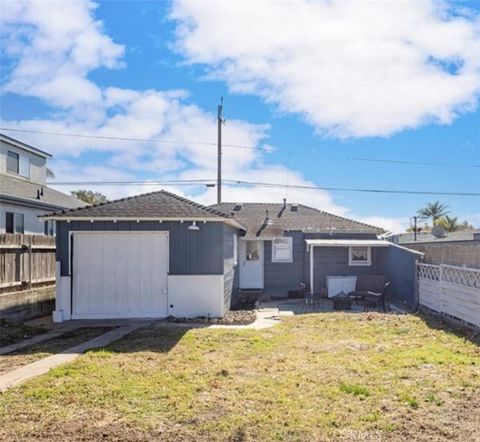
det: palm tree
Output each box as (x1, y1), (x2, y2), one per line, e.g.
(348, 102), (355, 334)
(417, 201), (449, 226)
(438, 216), (461, 232)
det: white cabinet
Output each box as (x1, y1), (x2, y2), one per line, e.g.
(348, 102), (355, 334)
(327, 276), (357, 298)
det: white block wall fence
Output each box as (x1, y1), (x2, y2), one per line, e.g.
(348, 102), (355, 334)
(418, 263), (480, 328)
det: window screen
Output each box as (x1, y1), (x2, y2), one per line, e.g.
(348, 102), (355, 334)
(15, 213), (24, 234)
(5, 212), (14, 233)
(272, 237), (293, 262)
(7, 151), (19, 174)
(19, 155), (30, 177)
(349, 246), (371, 266)
(5, 212), (24, 234)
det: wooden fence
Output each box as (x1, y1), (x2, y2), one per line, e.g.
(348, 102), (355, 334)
(0, 234), (56, 293)
(418, 262), (480, 328)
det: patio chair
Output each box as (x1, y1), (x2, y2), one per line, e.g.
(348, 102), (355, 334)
(303, 292), (315, 312)
(303, 288), (328, 312)
(363, 281), (391, 312)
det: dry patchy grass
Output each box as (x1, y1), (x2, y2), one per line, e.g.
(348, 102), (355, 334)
(0, 327), (113, 374)
(0, 312), (479, 441)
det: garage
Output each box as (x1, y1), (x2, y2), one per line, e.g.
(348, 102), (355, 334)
(43, 190), (245, 323)
(71, 231), (169, 319)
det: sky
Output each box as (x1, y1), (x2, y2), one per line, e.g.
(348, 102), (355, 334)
(0, 0), (479, 233)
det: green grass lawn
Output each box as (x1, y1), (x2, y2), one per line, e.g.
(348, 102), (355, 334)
(0, 312), (479, 441)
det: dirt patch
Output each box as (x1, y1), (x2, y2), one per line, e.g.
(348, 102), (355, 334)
(0, 318), (48, 347)
(168, 310), (256, 325)
(0, 327), (113, 374)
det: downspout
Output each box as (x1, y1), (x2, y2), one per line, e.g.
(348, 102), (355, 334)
(310, 245), (314, 294)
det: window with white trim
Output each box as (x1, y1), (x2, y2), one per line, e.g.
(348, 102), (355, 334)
(44, 220), (56, 236)
(7, 150), (30, 178)
(233, 234), (238, 265)
(6, 212), (24, 234)
(349, 246), (371, 266)
(272, 237), (293, 262)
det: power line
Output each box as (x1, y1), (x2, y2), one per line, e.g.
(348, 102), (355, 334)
(2, 127), (478, 169)
(223, 180), (480, 197)
(47, 178), (480, 197)
(49, 179), (213, 186)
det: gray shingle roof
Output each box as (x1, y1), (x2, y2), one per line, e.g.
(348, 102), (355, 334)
(0, 174), (83, 210)
(210, 202), (384, 236)
(43, 190), (235, 221)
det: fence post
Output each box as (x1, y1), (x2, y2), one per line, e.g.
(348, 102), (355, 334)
(414, 259), (420, 310)
(28, 236), (33, 290)
(438, 264), (444, 315)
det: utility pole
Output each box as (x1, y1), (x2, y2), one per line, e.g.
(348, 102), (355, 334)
(217, 97), (224, 204)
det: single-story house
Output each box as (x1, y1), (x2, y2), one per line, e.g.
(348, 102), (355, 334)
(42, 191), (422, 322)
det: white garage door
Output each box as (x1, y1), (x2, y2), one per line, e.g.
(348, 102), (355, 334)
(72, 231), (168, 319)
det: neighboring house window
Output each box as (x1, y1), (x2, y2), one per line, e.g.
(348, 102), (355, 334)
(272, 237), (293, 262)
(349, 246), (371, 266)
(19, 155), (30, 178)
(7, 151), (19, 174)
(233, 234), (238, 265)
(5, 212), (24, 234)
(6, 151), (30, 178)
(44, 220), (55, 236)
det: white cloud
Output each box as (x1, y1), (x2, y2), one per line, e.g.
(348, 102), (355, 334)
(171, 0), (480, 137)
(1, 0), (345, 215)
(3, 0), (434, 228)
(1, 0), (124, 113)
(356, 216), (411, 234)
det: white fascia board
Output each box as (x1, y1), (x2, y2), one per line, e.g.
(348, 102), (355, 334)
(39, 215), (245, 230)
(305, 239), (391, 247)
(389, 242), (425, 256)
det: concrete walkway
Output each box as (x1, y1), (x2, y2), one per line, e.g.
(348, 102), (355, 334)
(0, 323), (143, 392)
(1, 324), (80, 356)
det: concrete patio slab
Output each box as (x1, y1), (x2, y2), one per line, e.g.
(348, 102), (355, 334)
(0, 323), (143, 392)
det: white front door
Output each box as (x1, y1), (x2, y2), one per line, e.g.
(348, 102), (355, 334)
(239, 240), (264, 289)
(72, 231), (169, 319)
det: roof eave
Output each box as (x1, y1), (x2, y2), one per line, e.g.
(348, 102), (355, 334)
(0, 194), (77, 211)
(0, 134), (52, 158)
(39, 215), (246, 230)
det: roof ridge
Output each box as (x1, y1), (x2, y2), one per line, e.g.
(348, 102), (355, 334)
(43, 189), (234, 219)
(158, 190), (231, 218)
(296, 203), (384, 232)
(210, 201), (384, 233)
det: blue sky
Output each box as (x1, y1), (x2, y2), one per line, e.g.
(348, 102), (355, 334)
(1, 0), (479, 232)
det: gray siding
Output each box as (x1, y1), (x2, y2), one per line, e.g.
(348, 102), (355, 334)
(376, 244), (420, 306)
(309, 246), (381, 291)
(263, 231), (305, 294)
(263, 231), (379, 296)
(56, 220), (225, 277)
(223, 224), (239, 310)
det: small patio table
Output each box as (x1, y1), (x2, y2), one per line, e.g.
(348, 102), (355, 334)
(332, 292), (353, 311)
